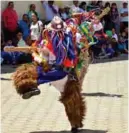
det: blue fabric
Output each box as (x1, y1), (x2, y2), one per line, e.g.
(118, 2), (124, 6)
(37, 66), (67, 85)
(118, 43), (126, 50)
(1, 51), (23, 64)
(18, 20), (30, 40)
(105, 48), (115, 55)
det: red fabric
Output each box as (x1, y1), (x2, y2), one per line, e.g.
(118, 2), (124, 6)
(63, 58), (74, 68)
(2, 8), (18, 31)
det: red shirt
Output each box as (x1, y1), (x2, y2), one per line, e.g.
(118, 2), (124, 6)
(2, 8), (18, 31)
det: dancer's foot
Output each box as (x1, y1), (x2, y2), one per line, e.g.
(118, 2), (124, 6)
(71, 127), (79, 133)
(22, 88), (41, 99)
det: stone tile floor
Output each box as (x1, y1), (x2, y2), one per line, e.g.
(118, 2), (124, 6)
(1, 55), (128, 133)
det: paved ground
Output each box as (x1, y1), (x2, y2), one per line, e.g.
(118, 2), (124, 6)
(1, 55), (128, 133)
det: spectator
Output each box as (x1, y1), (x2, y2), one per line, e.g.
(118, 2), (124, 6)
(59, 8), (69, 20)
(71, 0), (81, 13)
(18, 14), (30, 40)
(99, 44), (115, 59)
(64, 6), (71, 19)
(110, 3), (120, 35)
(1, 40), (19, 65)
(28, 4), (40, 21)
(15, 31), (33, 64)
(41, 0), (59, 24)
(112, 28), (118, 42)
(118, 32), (128, 54)
(96, 1), (103, 9)
(79, 2), (87, 12)
(120, 2), (128, 32)
(96, 1), (103, 16)
(103, 2), (112, 32)
(87, 1), (99, 11)
(2, 1), (18, 42)
(30, 12), (43, 45)
(14, 31), (27, 47)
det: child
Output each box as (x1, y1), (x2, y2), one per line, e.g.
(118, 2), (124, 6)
(99, 44), (115, 59)
(118, 32), (128, 54)
(112, 28), (118, 42)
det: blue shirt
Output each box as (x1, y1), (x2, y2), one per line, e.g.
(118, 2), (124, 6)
(18, 20), (30, 40)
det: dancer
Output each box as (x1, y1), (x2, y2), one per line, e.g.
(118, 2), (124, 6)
(10, 16), (87, 133)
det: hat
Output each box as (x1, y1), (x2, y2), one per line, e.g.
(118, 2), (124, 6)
(46, 16), (67, 31)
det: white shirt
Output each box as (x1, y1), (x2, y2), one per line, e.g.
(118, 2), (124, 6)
(17, 38), (27, 47)
(93, 22), (103, 32)
(30, 21), (43, 41)
(71, 5), (81, 13)
(120, 8), (128, 22)
(42, 2), (59, 21)
(112, 34), (118, 42)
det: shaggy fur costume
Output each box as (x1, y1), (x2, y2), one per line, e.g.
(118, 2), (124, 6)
(60, 78), (86, 128)
(13, 63), (38, 95)
(13, 58), (88, 129)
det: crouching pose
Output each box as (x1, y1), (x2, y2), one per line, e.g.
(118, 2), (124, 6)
(8, 16), (89, 133)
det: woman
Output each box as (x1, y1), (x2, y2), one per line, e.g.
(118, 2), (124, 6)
(2, 1), (18, 42)
(30, 12), (43, 46)
(18, 14), (30, 40)
(110, 3), (120, 35)
(28, 4), (40, 21)
(103, 2), (112, 32)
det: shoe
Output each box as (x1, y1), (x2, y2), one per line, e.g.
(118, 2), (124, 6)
(71, 127), (79, 133)
(22, 88), (41, 99)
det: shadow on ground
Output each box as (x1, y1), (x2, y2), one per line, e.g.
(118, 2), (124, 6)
(30, 129), (107, 133)
(1, 65), (16, 74)
(0, 77), (12, 81)
(92, 54), (128, 64)
(82, 92), (122, 98)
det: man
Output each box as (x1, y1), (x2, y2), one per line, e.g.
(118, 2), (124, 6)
(41, 0), (59, 24)
(2, 1), (18, 42)
(71, 0), (81, 13)
(120, 2), (128, 32)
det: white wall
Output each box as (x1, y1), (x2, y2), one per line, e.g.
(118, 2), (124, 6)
(1, 1), (124, 20)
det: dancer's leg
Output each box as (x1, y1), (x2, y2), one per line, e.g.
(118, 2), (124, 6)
(60, 77), (86, 132)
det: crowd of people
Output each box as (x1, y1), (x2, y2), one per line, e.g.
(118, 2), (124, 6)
(1, 1), (128, 65)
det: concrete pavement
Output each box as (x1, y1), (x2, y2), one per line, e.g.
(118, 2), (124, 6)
(1, 55), (128, 133)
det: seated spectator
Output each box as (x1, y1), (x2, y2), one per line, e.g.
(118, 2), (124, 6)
(120, 2), (128, 33)
(28, 4), (40, 21)
(30, 12), (43, 46)
(112, 28), (118, 42)
(41, 0), (59, 24)
(18, 14), (30, 40)
(1, 40), (19, 65)
(118, 37), (128, 54)
(14, 31), (28, 47)
(118, 31), (128, 53)
(79, 2), (87, 12)
(2, 1), (18, 42)
(1, 32), (32, 65)
(99, 44), (115, 59)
